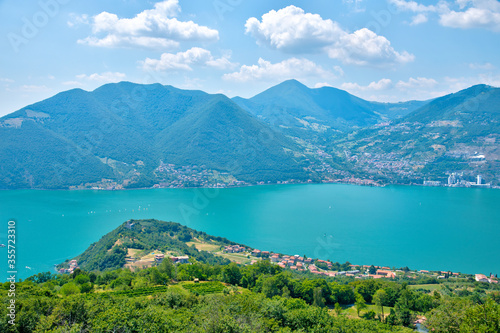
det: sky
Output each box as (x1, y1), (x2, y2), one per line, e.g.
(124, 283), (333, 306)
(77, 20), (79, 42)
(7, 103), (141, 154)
(1, 0), (500, 117)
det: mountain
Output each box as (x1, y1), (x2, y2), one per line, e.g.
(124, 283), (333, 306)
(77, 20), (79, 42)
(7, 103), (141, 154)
(233, 79), (428, 133)
(0, 82), (309, 189)
(1, 81), (498, 189)
(331, 84), (500, 184)
(60, 219), (236, 272)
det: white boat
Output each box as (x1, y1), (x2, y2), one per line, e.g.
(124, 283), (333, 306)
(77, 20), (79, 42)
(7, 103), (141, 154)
(0, 244), (6, 248)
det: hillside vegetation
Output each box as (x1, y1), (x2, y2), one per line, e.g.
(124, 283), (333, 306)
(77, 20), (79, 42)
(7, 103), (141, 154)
(2, 219), (499, 332)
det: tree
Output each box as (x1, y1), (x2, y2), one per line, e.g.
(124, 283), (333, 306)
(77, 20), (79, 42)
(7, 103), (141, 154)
(60, 282), (80, 296)
(222, 263), (242, 285)
(373, 289), (387, 322)
(369, 265), (377, 274)
(313, 287), (326, 307)
(460, 299), (500, 332)
(334, 303), (343, 316)
(355, 292), (367, 317)
(158, 257), (176, 279)
(426, 298), (472, 333)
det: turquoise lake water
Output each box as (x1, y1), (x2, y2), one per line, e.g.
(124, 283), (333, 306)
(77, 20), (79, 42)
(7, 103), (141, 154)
(0, 184), (499, 281)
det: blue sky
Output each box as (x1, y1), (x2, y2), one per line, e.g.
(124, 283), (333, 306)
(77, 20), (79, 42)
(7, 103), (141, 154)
(1, 0), (500, 116)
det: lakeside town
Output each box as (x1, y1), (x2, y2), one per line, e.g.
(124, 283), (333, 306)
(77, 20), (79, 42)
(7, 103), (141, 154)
(59, 243), (499, 286)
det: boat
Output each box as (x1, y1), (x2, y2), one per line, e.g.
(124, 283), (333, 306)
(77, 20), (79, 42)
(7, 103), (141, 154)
(0, 244), (6, 247)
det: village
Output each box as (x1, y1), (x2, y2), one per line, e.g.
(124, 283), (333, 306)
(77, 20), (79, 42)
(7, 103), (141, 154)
(58, 242), (499, 286)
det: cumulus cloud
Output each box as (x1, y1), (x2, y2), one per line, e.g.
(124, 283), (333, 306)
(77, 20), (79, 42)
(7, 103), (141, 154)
(245, 6), (343, 53)
(141, 47), (237, 72)
(76, 0), (219, 49)
(327, 28), (415, 66)
(440, 1), (500, 31)
(390, 0), (500, 32)
(223, 58), (333, 82)
(245, 6), (414, 67)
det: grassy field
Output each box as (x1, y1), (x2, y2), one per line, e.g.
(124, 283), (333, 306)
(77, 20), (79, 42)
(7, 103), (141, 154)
(408, 284), (442, 291)
(342, 303), (394, 320)
(216, 252), (254, 264)
(186, 241), (221, 252)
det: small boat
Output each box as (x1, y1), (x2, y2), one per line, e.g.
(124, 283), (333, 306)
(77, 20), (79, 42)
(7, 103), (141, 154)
(0, 244), (6, 247)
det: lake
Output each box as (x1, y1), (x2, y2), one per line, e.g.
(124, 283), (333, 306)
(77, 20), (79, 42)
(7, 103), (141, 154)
(0, 184), (499, 281)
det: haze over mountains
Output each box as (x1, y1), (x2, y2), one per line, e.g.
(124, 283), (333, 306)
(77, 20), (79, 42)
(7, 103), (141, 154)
(0, 80), (498, 189)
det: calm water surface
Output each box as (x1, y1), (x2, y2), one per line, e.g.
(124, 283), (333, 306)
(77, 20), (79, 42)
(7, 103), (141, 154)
(0, 184), (498, 280)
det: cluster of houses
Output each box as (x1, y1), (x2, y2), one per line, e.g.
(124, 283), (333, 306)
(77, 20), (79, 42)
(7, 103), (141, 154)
(59, 260), (79, 274)
(224, 245), (246, 253)
(248, 249), (398, 279)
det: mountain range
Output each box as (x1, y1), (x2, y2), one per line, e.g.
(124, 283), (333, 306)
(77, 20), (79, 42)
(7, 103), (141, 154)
(0, 80), (498, 189)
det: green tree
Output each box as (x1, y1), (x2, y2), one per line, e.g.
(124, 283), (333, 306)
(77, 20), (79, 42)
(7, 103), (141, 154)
(158, 257), (176, 280)
(355, 292), (367, 317)
(460, 299), (500, 332)
(334, 303), (343, 316)
(313, 287), (326, 308)
(373, 289), (387, 322)
(426, 298), (472, 333)
(60, 282), (80, 296)
(222, 263), (242, 285)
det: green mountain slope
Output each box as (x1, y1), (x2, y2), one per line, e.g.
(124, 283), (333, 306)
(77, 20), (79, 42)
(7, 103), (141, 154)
(233, 79), (428, 133)
(331, 84), (500, 184)
(0, 82), (308, 189)
(64, 219), (236, 271)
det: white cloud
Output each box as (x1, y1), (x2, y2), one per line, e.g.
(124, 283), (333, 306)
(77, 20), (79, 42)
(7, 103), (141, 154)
(245, 6), (413, 67)
(67, 13), (89, 27)
(389, 0), (438, 13)
(314, 82), (334, 88)
(141, 47), (237, 72)
(0, 78), (14, 83)
(440, 1), (500, 31)
(327, 28), (415, 66)
(469, 62), (496, 70)
(245, 6), (343, 53)
(77, 0), (219, 49)
(75, 72), (127, 83)
(444, 73), (500, 91)
(223, 58), (333, 82)
(19, 85), (50, 93)
(395, 77), (438, 89)
(391, 0), (500, 31)
(62, 81), (82, 86)
(410, 13), (429, 25)
(341, 78), (393, 92)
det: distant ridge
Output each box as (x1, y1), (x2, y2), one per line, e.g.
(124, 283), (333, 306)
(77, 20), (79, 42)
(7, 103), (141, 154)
(0, 80), (498, 188)
(233, 79), (428, 132)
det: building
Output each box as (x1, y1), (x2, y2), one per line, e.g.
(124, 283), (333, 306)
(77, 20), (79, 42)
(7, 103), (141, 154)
(475, 274), (490, 283)
(376, 270), (396, 278)
(251, 249), (261, 257)
(155, 254), (165, 263)
(171, 255), (189, 264)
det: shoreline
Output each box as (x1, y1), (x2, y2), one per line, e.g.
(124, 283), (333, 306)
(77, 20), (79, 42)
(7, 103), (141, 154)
(1, 179), (498, 191)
